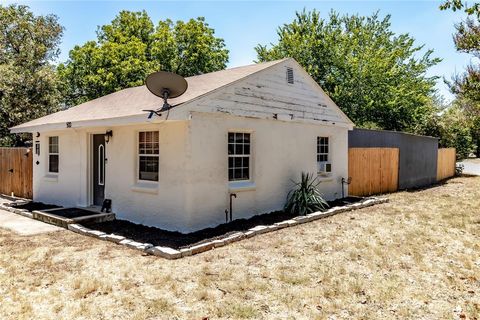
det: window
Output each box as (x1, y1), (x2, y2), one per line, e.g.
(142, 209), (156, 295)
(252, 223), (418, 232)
(35, 141), (40, 156)
(98, 145), (105, 186)
(228, 132), (250, 181)
(48, 136), (59, 173)
(138, 131), (159, 181)
(317, 137), (329, 163)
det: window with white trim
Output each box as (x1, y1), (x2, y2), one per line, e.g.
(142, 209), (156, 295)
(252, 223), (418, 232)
(48, 136), (59, 173)
(228, 132), (250, 181)
(138, 131), (159, 181)
(317, 136), (329, 163)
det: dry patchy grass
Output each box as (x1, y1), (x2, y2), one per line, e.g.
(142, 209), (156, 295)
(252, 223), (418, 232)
(1, 176), (479, 319)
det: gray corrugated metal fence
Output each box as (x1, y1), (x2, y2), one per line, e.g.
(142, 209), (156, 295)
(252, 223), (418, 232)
(348, 128), (439, 189)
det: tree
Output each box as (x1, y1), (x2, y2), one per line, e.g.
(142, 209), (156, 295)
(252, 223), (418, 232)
(438, 105), (476, 159)
(255, 10), (441, 131)
(441, 1), (480, 156)
(0, 4), (63, 146)
(58, 11), (229, 107)
(450, 19), (480, 104)
(440, 0), (480, 18)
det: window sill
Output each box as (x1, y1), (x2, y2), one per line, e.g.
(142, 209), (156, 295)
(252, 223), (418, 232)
(229, 181), (256, 192)
(43, 174), (58, 182)
(131, 182), (159, 194)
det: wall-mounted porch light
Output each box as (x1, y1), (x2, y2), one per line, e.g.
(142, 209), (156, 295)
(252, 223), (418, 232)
(105, 130), (113, 143)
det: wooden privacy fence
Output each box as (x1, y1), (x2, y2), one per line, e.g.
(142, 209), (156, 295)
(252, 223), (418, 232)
(348, 148), (399, 196)
(0, 147), (33, 198)
(437, 148), (456, 181)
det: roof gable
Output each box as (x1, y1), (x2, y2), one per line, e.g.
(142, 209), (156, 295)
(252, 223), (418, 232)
(179, 59), (353, 127)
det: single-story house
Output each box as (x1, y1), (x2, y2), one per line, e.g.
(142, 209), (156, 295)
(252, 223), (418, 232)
(11, 58), (354, 232)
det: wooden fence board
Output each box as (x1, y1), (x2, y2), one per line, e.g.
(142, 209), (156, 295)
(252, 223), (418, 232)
(437, 148), (456, 181)
(0, 147), (33, 198)
(348, 148), (399, 196)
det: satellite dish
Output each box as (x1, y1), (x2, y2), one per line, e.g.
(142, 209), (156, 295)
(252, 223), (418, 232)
(143, 71), (188, 119)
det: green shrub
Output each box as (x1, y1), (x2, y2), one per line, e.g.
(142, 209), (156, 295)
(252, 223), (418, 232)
(284, 172), (329, 216)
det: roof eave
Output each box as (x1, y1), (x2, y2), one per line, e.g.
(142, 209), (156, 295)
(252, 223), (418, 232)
(9, 113), (186, 133)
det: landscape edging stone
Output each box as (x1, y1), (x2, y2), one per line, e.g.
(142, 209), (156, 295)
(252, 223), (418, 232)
(1, 196), (388, 259)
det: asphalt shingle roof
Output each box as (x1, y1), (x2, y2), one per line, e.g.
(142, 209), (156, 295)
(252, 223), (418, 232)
(11, 59), (287, 131)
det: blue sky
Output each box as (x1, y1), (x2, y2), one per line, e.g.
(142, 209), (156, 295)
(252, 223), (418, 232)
(6, 1), (476, 100)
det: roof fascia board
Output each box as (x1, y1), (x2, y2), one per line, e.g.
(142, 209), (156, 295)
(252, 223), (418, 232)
(10, 114), (175, 133)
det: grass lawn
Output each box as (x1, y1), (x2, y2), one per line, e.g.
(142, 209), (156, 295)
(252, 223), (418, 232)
(0, 176), (479, 319)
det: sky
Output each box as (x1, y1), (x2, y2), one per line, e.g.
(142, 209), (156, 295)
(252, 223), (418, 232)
(5, 0), (476, 101)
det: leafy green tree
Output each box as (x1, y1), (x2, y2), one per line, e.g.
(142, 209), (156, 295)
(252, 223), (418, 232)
(410, 95), (446, 138)
(444, 8), (480, 156)
(438, 105), (475, 159)
(255, 10), (441, 131)
(440, 0), (480, 18)
(0, 4), (63, 146)
(58, 11), (229, 106)
(450, 18), (480, 104)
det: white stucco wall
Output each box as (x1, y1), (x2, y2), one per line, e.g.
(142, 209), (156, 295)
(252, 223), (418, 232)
(32, 114), (348, 232)
(32, 122), (192, 231)
(185, 112), (349, 231)
(104, 122), (190, 231)
(33, 129), (86, 207)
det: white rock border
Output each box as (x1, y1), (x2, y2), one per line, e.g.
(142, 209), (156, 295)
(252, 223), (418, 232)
(65, 196), (389, 259)
(0, 199), (33, 219)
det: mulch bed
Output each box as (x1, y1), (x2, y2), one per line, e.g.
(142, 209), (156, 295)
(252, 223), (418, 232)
(85, 196), (363, 249)
(10, 202), (60, 212)
(45, 208), (100, 219)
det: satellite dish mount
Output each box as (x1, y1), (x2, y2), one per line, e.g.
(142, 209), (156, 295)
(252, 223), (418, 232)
(160, 89), (171, 111)
(143, 71), (188, 119)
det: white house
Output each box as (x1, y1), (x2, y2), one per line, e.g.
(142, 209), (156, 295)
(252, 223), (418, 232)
(11, 58), (354, 232)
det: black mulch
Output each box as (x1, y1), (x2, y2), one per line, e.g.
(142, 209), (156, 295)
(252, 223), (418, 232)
(85, 196), (363, 249)
(10, 202), (60, 212)
(46, 208), (99, 219)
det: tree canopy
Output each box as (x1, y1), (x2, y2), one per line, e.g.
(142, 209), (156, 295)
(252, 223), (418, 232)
(0, 4), (63, 146)
(255, 10), (441, 131)
(440, 0), (480, 18)
(58, 11), (229, 107)
(450, 18), (480, 105)
(439, 1), (480, 157)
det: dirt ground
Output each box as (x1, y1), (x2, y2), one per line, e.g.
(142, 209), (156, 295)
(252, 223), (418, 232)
(0, 176), (479, 319)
